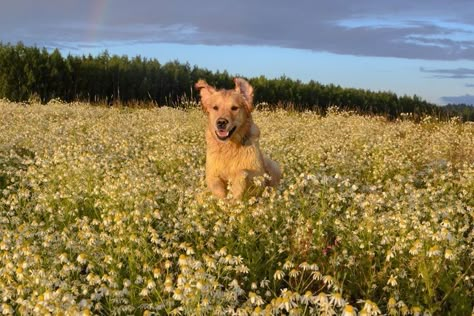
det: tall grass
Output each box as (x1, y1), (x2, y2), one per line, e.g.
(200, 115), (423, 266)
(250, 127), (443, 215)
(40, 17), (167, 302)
(0, 101), (473, 315)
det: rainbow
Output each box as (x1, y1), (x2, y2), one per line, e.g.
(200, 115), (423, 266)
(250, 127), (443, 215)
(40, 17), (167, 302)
(85, 0), (109, 42)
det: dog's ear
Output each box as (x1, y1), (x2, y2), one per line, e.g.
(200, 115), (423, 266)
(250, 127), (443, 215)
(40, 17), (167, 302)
(195, 79), (216, 112)
(234, 78), (254, 112)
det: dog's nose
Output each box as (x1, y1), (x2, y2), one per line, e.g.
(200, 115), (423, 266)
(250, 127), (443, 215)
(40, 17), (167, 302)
(216, 118), (228, 129)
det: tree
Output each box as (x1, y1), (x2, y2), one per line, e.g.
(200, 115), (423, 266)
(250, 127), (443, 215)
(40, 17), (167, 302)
(1, 42), (471, 121)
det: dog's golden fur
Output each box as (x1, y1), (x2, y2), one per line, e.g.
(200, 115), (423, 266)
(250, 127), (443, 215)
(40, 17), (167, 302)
(195, 78), (281, 199)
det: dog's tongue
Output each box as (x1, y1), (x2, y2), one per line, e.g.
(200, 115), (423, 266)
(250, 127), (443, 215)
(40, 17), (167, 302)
(217, 129), (229, 138)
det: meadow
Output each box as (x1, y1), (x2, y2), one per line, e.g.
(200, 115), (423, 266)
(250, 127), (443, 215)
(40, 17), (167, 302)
(0, 100), (473, 315)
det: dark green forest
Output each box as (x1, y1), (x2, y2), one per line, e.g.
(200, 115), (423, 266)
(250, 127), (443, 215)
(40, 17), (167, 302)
(1, 42), (473, 121)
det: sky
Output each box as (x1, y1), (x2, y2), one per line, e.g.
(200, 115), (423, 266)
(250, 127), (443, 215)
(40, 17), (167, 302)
(1, 0), (474, 105)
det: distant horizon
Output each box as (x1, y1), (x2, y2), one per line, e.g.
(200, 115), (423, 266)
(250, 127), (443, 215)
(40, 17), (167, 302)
(59, 43), (474, 106)
(3, 40), (474, 107)
(2, 1), (474, 105)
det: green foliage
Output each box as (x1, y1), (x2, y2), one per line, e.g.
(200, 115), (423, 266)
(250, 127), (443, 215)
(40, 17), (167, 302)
(1, 42), (474, 120)
(445, 104), (474, 122)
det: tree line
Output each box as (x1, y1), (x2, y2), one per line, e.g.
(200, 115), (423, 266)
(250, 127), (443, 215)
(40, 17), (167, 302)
(1, 42), (473, 121)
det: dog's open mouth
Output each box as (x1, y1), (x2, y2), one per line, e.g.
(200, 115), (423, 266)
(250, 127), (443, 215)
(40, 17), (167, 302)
(215, 126), (237, 141)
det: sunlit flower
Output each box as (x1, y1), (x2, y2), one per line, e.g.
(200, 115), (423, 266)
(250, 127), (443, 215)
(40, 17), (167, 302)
(411, 306), (422, 316)
(329, 292), (345, 307)
(1, 304), (14, 315)
(139, 288), (149, 297)
(359, 299), (381, 315)
(444, 249), (454, 260)
(164, 277), (173, 293)
(178, 254), (187, 266)
(314, 292), (328, 306)
(299, 262), (310, 271)
(427, 245), (441, 257)
(274, 270), (285, 280)
(249, 292), (264, 306)
(322, 275), (334, 287)
(385, 250), (394, 262)
(146, 279), (156, 290)
(387, 297), (396, 309)
(173, 289), (183, 301)
(153, 268), (161, 278)
(77, 253), (87, 264)
(387, 275), (398, 287)
(289, 269), (300, 278)
(300, 291), (313, 304)
(283, 261), (294, 270)
(342, 304), (357, 316)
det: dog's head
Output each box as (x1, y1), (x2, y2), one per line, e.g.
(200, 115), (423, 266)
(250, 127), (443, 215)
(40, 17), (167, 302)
(195, 78), (254, 142)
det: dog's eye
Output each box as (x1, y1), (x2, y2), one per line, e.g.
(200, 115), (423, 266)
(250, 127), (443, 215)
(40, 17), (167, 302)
(231, 106), (239, 111)
(213, 106), (219, 111)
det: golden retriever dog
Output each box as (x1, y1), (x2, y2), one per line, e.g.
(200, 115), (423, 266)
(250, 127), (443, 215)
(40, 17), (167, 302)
(195, 78), (281, 200)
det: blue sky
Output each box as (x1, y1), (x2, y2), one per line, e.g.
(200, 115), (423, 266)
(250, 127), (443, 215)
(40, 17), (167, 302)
(1, 0), (474, 105)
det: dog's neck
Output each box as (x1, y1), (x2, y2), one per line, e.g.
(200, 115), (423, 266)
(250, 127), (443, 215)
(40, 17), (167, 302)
(234, 120), (253, 146)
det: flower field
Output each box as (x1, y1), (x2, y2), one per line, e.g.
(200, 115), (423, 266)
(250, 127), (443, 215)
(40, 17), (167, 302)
(0, 100), (473, 315)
